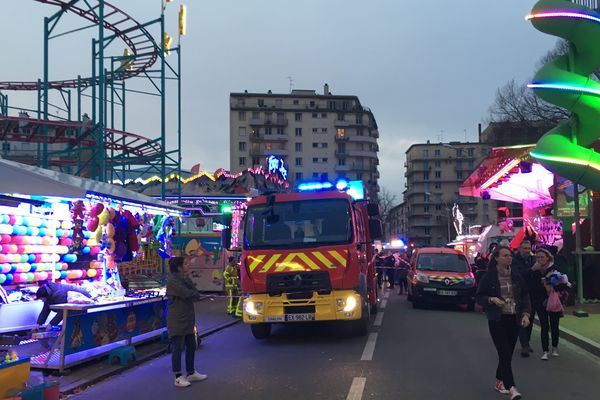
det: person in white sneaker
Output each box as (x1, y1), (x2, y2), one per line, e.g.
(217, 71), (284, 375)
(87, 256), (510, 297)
(476, 246), (531, 400)
(167, 257), (208, 387)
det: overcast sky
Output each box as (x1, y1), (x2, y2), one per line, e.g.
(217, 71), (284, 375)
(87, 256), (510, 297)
(0, 0), (557, 201)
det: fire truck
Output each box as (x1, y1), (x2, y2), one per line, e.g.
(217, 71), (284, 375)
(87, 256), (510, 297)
(235, 180), (382, 339)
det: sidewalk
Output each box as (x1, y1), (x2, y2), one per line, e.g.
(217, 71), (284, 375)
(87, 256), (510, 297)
(554, 302), (600, 358)
(51, 294), (241, 396)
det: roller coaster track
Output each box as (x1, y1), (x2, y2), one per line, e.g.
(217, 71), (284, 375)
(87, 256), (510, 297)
(527, 0), (600, 191)
(0, 0), (159, 91)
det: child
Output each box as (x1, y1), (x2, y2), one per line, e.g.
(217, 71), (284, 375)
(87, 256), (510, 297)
(166, 256), (207, 387)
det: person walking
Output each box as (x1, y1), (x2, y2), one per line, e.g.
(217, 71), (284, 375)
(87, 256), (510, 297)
(224, 256), (240, 315)
(476, 246), (531, 400)
(166, 256), (208, 388)
(529, 248), (560, 360)
(511, 240), (536, 357)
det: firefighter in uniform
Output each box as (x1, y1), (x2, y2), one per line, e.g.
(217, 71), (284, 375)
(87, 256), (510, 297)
(224, 256), (241, 315)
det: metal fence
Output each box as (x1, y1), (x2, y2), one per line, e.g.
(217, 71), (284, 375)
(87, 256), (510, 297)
(572, 0), (599, 10)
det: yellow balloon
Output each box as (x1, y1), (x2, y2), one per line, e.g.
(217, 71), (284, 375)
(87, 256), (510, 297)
(106, 223), (115, 238)
(87, 268), (97, 278)
(98, 209), (110, 225)
(94, 227), (103, 242)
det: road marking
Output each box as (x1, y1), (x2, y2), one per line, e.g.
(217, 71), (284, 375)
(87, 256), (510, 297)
(384, 291), (390, 299)
(373, 311), (384, 327)
(361, 332), (378, 361)
(346, 377), (366, 400)
(380, 299), (388, 309)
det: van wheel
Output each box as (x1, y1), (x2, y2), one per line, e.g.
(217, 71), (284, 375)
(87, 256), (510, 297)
(407, 290), (413, 301)
(250, 323), (271, 339)
(412, 299), (421, 309)
(370, 301), (378, 315)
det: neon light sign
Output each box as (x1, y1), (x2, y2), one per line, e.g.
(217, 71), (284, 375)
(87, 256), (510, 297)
(266, 155), (288, 181)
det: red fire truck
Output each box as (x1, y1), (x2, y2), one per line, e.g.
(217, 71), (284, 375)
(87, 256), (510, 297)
(237, 180), (382, 339)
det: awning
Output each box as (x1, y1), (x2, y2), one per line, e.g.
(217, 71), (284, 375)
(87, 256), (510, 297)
(0, 158), (183, 212)
(459, 145), (554, 206)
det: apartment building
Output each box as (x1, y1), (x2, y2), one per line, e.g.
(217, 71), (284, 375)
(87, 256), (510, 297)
(402, 141), (496, 247)
(229, 84), (380, 199)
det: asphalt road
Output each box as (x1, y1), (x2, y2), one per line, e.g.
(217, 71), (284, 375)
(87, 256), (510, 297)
(70, 289), (600, 400)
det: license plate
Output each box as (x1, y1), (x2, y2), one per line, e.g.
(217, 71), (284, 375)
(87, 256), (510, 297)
(438, 290), (458, 296)
(423, 287), (437, 292)
(265, 316), (284, 322)
(285, 313), (315, 322)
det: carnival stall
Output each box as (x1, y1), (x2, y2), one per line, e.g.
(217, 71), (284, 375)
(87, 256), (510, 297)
(0, 158), (182, 371)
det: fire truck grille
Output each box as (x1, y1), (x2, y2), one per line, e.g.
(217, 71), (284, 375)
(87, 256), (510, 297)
(267, 271), (331, 296)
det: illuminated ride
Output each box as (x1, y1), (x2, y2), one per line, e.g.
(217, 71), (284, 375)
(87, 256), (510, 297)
(527, 0), (600, 191)
(0, 0), (184, 197)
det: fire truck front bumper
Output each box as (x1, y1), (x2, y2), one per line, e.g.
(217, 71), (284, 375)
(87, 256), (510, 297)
(243, 290), (363, 324)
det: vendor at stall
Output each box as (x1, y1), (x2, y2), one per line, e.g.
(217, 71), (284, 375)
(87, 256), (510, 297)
(34, 282), (92, 330)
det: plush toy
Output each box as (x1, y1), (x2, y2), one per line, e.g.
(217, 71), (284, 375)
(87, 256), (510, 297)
(69, 200), (86, 254)
(156, 216), (175, 259)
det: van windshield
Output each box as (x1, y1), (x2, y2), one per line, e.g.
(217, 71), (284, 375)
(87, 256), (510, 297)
(243, 198), (352, 250)
(417, 253), (469, 272)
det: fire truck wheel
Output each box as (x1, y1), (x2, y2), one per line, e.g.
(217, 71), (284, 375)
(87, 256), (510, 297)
(251, 323), (272, 339)
(370, 301), (378, 315)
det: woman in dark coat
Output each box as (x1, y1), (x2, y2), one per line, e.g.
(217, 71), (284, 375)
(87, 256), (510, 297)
(476, 246), (531, 400)
(166, 257), (207, 387)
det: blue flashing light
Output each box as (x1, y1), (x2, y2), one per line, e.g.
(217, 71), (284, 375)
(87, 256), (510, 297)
(346, 180), (365, 200)
(335, 179), (349, 191)
(297, 181), (333, 191)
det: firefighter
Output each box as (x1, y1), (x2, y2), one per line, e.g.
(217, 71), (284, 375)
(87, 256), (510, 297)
(223, 256), (240, 315)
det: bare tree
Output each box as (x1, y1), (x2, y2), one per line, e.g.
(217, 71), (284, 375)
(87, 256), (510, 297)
(487, 40), (573, 125)
(377, 186), (397, 222)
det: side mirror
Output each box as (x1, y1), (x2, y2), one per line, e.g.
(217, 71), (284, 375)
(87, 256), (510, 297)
(222, 213), (232, 250)
(367, 203), (380, 217)
(369, 218), (383, 240)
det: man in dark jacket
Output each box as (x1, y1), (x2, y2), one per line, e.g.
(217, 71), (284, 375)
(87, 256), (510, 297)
(35, 281), (92, 328)
(511, 240), (535, 357)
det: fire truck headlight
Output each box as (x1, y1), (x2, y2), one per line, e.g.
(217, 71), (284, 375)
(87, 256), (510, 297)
(464, 277), (475, 287)
(245, 301), (263, 315)
(343, 296), (357, 312)
(416, 272), (429, 284)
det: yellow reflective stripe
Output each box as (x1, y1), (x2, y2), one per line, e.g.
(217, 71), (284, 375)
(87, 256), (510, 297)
(259, 254), (282, 273)
(248, 255), (266, 273)
(312, 251), (335, 268)
(275, 253), (305, 272)
(296, 253), (320, 270)
(328, 250), (347, 267)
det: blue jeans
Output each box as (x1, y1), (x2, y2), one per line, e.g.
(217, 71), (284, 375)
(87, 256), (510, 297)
(171, 334), (196, 375)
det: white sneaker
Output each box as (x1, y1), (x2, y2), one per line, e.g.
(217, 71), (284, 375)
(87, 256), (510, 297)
(494, 379), (509, 394)
(187, 371), (208, 382)
(551, 348), (559, 357)
(541, 351), (549, 360)
(174, 376), (191, 387)
(509, 386), (522, 400)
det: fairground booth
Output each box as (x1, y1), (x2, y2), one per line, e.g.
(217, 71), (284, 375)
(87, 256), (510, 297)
(460, 145), (600, 303)
(122, 159), (290, 292)
(0, 158), (183, 374)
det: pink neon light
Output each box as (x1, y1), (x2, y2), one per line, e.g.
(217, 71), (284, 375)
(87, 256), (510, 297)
(526, 11), (600, 24)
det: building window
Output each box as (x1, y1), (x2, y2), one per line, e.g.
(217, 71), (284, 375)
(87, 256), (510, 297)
(312, 172), (319, 178)
(357, 128), (364, 136)
(321, 143), (328, 148)
(321, 128), (327, 133)
(236, 98), (245, 107)
(258, 99), (264, 107)
(435, 160), (441, 167)
(239, 111), (246, 121)
(457, 171), (463, 179)
(356, 114), (363, 124)
(239, 157), (246, 166)
(295, 113), (302, 121)
(238, 127), (246, 137)
(424, 193), (430, 203)
(423, 171), (430, 180)
(435, 204), (442, 211)
(321, 113), (327, 118)
(356, 172), (363, 180)
(265, 127), (272, 135)
(310, 100), (315, 107)
(425, 227), (431, 235)
(276, 128), (284, 135)
(295, 172), (303, 180)
(312, 143), (319, 148)
(265, 143), (273, 151)
(434, 149), (440, 156)
(295, 157), (303, 166)
(424, 205), (429, 212)
(295, 143), (302, 151)
(423, 149), (429, 157)
(295, 127), (302, 137)
(252, 111), (260, 119)
(252, 157), (260, 165)
(435, 171), (441, 178)
(293, 100), (299, 105)
(435, 182), (441, 189)
(322, 158), (328, 162)
(337, 128), (345, 137)
(468, 148), (474, 156)
(312, 113), (318, 118)
(238, 142), (246, 151)
(338, 158), (346, 166)
(329, 101), (337, 110)
(312, 157), (319, 163)
(321, 173), (328, 181)
(312, 128), (318, 133)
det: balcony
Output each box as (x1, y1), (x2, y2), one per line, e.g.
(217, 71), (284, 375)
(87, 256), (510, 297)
(334, 120), (350, 127)
(249, 132), (288, 142)
(250, 148), (288, 157)
(347, 135), (378, 145)
(352, 165), (372, 172)
(346, 150), (378, 158)
(335, 150), (346, 157)
(335, 164), (351, 172)
(249, 118), (288, 127)
(372, 129), (379, 138)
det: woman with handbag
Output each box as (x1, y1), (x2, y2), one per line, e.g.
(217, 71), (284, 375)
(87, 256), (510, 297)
(476, 246), (531, 400)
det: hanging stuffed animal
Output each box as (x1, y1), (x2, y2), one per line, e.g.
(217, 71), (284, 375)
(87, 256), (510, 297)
(69, 200), (86, 254)
(156, 216), (175, 259)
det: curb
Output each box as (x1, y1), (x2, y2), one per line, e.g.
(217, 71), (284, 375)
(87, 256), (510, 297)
(533, 319), (600, 359)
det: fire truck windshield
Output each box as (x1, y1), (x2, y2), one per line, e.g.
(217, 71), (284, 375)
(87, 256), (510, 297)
(243, 198), (353, 249)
